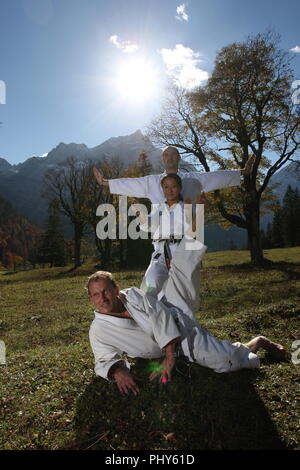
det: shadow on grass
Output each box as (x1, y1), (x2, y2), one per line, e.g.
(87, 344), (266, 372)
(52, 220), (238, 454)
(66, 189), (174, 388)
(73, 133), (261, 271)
(67, 360), (288, 450)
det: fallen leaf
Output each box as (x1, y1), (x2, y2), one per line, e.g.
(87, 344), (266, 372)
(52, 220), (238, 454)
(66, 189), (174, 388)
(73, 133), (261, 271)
(163, 432), (175, 441)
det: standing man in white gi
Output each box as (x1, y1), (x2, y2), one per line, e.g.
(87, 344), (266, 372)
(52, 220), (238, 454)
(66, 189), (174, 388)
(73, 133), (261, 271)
(93, 146), (255, 203)
(93, 146), (255, 295)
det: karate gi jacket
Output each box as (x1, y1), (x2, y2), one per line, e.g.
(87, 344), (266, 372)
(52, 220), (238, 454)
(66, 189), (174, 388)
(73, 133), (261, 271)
(89, 276), (260, 382)
(139, 200), (203, 244)
(89, 287), (181, 381)
(108, 169), (241, 203)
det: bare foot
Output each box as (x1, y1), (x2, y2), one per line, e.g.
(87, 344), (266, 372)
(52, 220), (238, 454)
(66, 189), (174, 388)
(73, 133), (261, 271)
(258, 336), (287, 359)
(245, 336), (287, 359)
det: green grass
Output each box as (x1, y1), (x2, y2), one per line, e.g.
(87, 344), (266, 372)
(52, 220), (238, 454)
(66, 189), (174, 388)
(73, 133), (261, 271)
(0, 247), (299, 450)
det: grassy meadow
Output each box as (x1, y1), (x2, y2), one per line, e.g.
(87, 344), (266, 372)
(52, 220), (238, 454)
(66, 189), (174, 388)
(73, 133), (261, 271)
(0, 247), (299, 450)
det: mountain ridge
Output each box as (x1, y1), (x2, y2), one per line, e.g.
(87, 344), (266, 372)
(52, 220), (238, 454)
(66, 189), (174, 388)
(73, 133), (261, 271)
(0, 130), (166, 231)
(0, 131), (299, 251)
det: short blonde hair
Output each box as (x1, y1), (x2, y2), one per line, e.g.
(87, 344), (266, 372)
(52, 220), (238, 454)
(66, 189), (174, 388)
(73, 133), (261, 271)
(85, 271), (117, 294)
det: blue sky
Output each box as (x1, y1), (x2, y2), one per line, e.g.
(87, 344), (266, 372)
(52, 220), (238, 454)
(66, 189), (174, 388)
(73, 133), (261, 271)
(0, 0), (300, 164)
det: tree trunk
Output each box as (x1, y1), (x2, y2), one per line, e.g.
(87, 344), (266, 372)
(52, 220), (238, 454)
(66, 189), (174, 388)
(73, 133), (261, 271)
(74, 224), (83, 268)
(103, 238), (112, 269)
(94, 233), (112, 269)
(119, 239), (125, 269)
(245, 199), (265, 264)
(94, 235), (104, 263)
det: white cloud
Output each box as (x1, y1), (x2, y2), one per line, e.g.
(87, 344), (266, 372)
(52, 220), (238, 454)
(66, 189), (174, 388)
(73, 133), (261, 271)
(109, 35), (119, 47)
(109, 35), (138, 53)
(290, 45), (300, 53)
(159, 44), (208, 90)
(176, 3), (189, 22)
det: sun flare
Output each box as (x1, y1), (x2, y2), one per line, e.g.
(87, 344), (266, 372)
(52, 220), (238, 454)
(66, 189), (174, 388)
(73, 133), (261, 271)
(115, 58), (158, 102)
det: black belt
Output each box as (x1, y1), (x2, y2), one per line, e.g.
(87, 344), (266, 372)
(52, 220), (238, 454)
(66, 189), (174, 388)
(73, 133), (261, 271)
(160, 237), (182, 269)
(156, 236), (182, 244)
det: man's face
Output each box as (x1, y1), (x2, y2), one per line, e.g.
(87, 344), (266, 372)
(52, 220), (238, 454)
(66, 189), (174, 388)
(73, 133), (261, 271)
(89, 279), (119, 314)
(162, 147), (180, 170)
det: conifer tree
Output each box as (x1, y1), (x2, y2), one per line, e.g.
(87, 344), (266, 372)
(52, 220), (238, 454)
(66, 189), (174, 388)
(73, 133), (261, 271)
(270, 200), (284, 248)
(281, 186), (300, 247)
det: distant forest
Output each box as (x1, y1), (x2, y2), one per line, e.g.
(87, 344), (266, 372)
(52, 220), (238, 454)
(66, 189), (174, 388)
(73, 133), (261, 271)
(0, 161), (299, 271)
(0, 194), (42, 270)
(261, 185), (300, 249)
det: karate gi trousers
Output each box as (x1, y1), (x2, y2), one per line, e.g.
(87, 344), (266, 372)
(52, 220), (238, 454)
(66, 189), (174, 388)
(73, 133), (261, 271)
(161, 238), (261, 372)
(140, 239), (179, 299)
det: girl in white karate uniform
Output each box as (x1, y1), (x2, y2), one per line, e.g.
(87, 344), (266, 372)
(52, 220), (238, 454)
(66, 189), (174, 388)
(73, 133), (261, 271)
(139, 173), (203, 302)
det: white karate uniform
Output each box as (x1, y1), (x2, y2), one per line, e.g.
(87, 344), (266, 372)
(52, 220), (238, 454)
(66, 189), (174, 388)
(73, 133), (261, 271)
(108, 169), (241, 203)
(89, 240), (260, 381)
(139, 201), (197, 299)
(109, 169), (241, 296)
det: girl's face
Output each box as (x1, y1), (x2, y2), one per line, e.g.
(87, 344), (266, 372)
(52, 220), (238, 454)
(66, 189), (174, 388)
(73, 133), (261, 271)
(161, 177), (181, 202)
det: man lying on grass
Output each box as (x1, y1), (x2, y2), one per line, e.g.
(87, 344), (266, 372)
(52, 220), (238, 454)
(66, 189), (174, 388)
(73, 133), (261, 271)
(87, 240), (287, 396)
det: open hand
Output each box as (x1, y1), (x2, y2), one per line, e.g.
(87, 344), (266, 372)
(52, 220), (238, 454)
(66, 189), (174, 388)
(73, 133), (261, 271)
(93, 167), (106, 186)
(241, 154), (256, 176)
(149, 356), (175, 384)
(113, 368), (140, 396)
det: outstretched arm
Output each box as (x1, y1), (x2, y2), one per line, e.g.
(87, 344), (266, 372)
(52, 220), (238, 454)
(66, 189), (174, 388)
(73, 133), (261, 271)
(93, 167), (109, 187)
(93, 166), (153, 198)
(186, 155), (256, 193)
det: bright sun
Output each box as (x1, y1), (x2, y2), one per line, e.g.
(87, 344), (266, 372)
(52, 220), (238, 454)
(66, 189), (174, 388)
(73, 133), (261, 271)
(115, 58), (158, 103)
